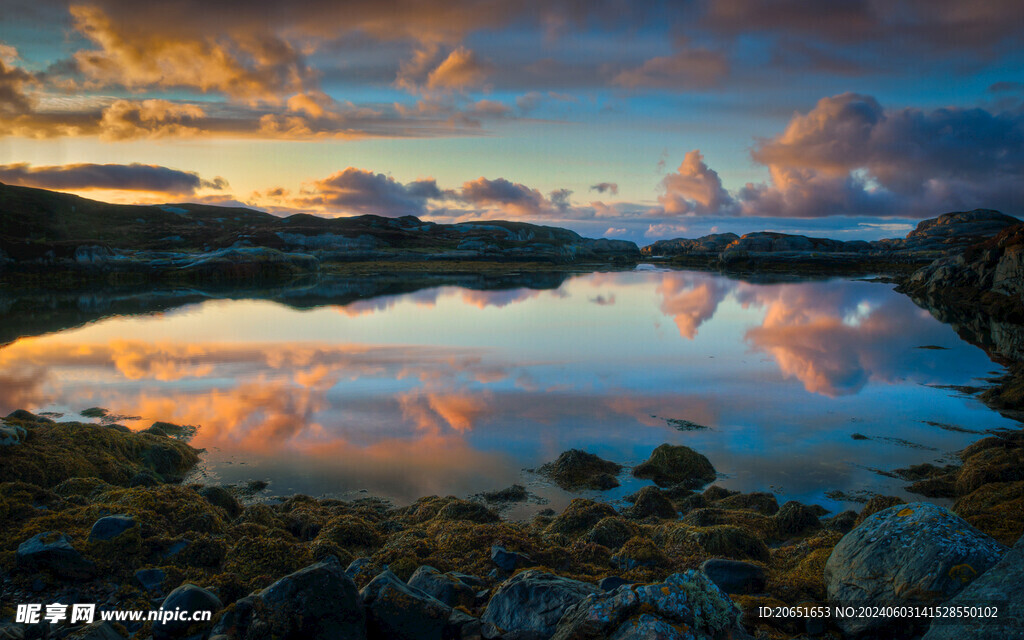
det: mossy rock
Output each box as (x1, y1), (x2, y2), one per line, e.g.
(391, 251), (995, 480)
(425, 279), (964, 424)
(317, 515), (383, 552)
(623, 486), (678, 520)
(766, 530), (842, 602)
(715, 492), (779, 516)
(546, 499), (618, 537)
(682, 508), (776, 540)
(953, 480), (1024, 546)
(224, 536), (312, 584)
(702, 485), (739, 501)
(197, 486), (242, 519)
(537, 449), (623, 490)
(433, 499), (501, 524)
(955, 446), (1024, 495)
(615, 536), (669, 568)
(237, 504), (286, 529)
(686, 525), (770, 562)
(773, 501), (821, 537)
(583, 517), (639, 550)
(632, 444), (716, 488)
(856, 495), (904, 524)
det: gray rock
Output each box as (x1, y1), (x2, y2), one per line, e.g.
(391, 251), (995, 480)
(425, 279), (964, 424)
(609, 614), (690, 640)
(700, 559), (766, 595)
(482, 570), (599, 637)
(0, 425), (25, 447)
(360, 569), (451, 640)
(407, 566), (478, 608)
(152, 584), (222, 640)
(345, 557), (377, 583)
(490, 545), (532, 572)
(551, 570), (743, 640)
(921, 534), (1024, 640)
(16, 532), (95, 579)
(135, 568), (167, 592)
(825, 502), (1006, 636)
(88, 515), (136, 542)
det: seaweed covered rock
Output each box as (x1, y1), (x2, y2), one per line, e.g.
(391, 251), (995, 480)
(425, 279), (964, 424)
(921, 534), (1024, 640)
(360, 569), (451, 640)
(551, 570), (743, 640)
(715, 492), (779, 516)
(825, 502), (1006, 636)
(490, 545), (532, 572)
(623, 486), (677, 520)
(87, 514), (136, 542)
(582, 517), (638, 550)
(198, 486), (242, 519)
(773, 501), (821, 537)
(538, 449), (623, 491)
(546, 499), (618, 537)
(631, 444), (715, 488)
(213, 557), (365, 640)
(482, 569), (599, 637)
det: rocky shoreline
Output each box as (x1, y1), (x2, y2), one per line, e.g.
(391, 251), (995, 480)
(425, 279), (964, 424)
(2, 410), (1022, 640)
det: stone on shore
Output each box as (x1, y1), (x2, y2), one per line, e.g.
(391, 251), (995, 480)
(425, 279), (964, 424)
(153, 584), (222, 640)
(482, 569), (599, 637)
(631, 444), (716, 488)
(537, 449), (623, 491)
(408, 565), (479, 608)
(16, 532), (95, 579)
(700, 559), (767, 595)
(360, 569), (451, 640)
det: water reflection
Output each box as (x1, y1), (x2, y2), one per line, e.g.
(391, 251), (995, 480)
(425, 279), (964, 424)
(0, 269), (1014, 511)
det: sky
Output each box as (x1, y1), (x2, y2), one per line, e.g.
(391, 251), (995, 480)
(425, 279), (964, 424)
(1, 0), (1023, 244)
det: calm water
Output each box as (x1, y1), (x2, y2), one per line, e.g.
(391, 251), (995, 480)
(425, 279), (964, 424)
(2, 267), (1016, 517)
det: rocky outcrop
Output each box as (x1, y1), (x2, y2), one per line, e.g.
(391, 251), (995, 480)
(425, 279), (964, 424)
(824, 502), (1006, 637)
(631, 444), (716, 488)
(921, 533), (1024, 640)
(481, 570), (600, 637)
(537, 449), (623, 491)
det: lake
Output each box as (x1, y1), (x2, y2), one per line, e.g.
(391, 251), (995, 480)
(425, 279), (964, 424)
(1, 267), (1015, 518)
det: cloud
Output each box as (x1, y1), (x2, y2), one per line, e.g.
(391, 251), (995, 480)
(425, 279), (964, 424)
(0, 57), (34, 114)
(613, 46), (728, 89)
(0, 162), (225, 194)
(659, 150), (738, 215)
(297, 167), (443, 216)
(459, 177), (548, 216)
(426, 47), (491, 91)
(590, 182), (618, 195)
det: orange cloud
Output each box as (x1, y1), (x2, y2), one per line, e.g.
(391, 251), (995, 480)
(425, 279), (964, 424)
(426, 47), (491, 91)
(655, 272), (731, 339)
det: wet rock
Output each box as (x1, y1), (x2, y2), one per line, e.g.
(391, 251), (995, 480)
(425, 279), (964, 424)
(408, 566), (478, 608)
(551, 570), (743, 640)
(16, 532), (95, 579)
(153, 584), (222, 640)
(198, 486), (242, 519)
(480, 484), (528, 503)
(546, 499), (618, 537)
(631, 444), (716, 488)
(4, 409), (54, 424)
(715, 492), (779, 515)
(583, 517), (637, 550)
(825, 502), (1006, 637)
(213, 557), (365, 640)
(88, 515), (136, 542)
(482, 569), (599, 637)
(922, 534), (1024, 640)
(135, 568), (166, 592)
(702, 485), (739, 501)
(773, 501), (821, 536)
(0, 424), (25, 447)
(491, 545), (532, 572)
(360, 569), (451, 640)
(623, 486), (677, 520)
(537, 449), (623, 491)
(700, 559), (766, 595)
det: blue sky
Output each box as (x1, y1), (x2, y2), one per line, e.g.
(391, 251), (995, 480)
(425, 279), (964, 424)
(1, 0), (1022, 243)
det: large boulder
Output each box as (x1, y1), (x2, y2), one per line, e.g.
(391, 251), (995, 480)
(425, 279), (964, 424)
(360, 569), (452, 640)
(482, 569), (599, 637)
(537, 449), (622, 491)
(825, 502), (1006, 637)
(407, 565), (478, 608)
(16, 532), (95, 579)
(922, 534), (1024, 640)
(551, 570), (744, 640)
(623, 486), (678, 520)
(88, 515), (136, 542)
(153, 584), (222, 640)
(631, 444), (715, 488)
(212, 557), (365, 640)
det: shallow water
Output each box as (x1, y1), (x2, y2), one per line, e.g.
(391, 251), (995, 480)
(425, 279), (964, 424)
(1, 267), (1016, 517)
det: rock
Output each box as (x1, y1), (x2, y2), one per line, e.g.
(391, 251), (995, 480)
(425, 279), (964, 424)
(608, 614), (689, 640)
(545, 499), (618, 537)
(65, 622), (122, 640)
(611, 537), (667, 570)
(700, 559), (766, 595)
(4, 409), (54, 424)
(583, 517), (637, 550)
(825, 502), (1007, 636)
(152, 584), (222, 640)
(551, 570), (743, 640)
(921, 534), (1024, 640)
(198, 486), (242, 519)
(129, 469), (161, 487)
(482, 569), (599, 637)
(599, 576), (631, 591)
(408, 566), (478, 608)
(481, 484), (529, 503)
(135, 568), (166, 592)
(715, 492), (779, 515)
(491, 545), (533, 572)
(856, 495), (905, 524)
(88, 515), (136, 542)
(360, 569), (451, 640)
(623, 486), (677, 520)
(0, 424), (25, 447)
(537, 449), (623, 491)
(825, 510), (858, 533)
(16, 532), (95, 579)
(773, 501), (820, 536)
(631, 444), (716, 488)
(702, 485), (739, 501)
(346, 557), (377, 584)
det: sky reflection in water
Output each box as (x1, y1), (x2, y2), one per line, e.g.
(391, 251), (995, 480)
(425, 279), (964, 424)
(1, 269), (1015, 515)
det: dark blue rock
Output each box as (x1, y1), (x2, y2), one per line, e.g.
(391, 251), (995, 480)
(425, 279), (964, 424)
(700, 559), (767, 595)
(152, 584), (222, 640)
(135, 568), (167, 592)
(88, 515), (136, 542)
(360, 569), (450, 640)
(491, 545), (531, 572)
(599, 576), (631, 591)
(16, 532), (94, 579)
